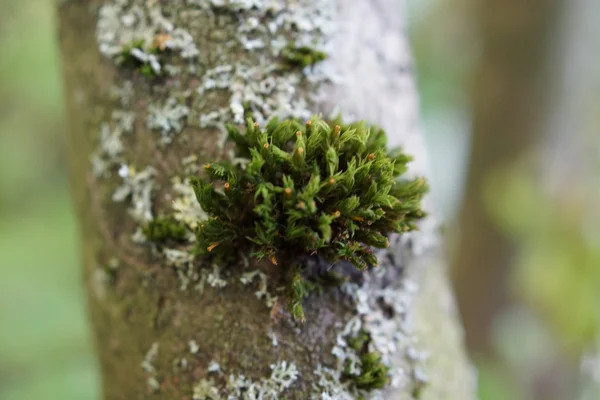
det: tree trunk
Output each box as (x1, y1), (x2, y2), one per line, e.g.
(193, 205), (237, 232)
(58, 1), (474, 399)
(451, 0), (563, 359)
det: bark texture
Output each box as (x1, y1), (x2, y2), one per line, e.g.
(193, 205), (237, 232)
(58, 1), (474, 399)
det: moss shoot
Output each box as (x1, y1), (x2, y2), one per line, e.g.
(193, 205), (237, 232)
(190, 116), (427, 319)
(344, 329), (390, 391)
(282, 44), (327, 68)
(118, 39), (162, 77)
(143, 216), (188, 243)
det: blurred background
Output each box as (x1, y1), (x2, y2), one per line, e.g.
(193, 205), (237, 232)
(0, 0), (598, 399)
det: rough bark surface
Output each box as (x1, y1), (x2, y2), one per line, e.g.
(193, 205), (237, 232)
(58, 1), (474, 399)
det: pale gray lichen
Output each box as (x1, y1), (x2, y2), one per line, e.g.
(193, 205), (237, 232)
(141, 342), (159, 373)
(147, 97), (190, 144)
(182, 154), (200, 174)
(112, 165), (156, 223)
(193, 0), (335, 145)
(208, 360), (221, 373)
(207, 264), (228, 288)
(171, 176), (207, 230)
(193, 378), (222, 400)
(97, 0), (199, 70)
(310, 237), (429, 399)
(141, 342), (160, 392)
(189, 339), (200, 354)
(163, 247), (202, 291)
(191, 360), (299, 400)
(240, 270), (278, 308)
(312, 365), (355, 400)
(90, 111), (136, 177)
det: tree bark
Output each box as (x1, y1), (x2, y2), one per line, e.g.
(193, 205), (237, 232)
(58, 1), (474, 399)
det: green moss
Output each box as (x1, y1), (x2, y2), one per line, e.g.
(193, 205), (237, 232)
(143, 217), (188, 243)
(343, 329), (390, 391)
(347, 329), (370, 351)
(290, 272), (311, 322)
(118, 39), (161, 77)
(352, 352), (390, 390)
(190, 116), (427, 319)
(282, 44), (327, 68)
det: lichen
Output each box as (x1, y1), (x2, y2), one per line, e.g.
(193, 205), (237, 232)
(141, 342), (160, 393)
(97, 0), (198, 73)
(147, 97), (190, 144)
(112, 165), (156, 223)
(192, 360), (300, 399)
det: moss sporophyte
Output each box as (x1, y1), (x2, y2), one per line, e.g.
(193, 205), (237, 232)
(186, 116), (427, 321)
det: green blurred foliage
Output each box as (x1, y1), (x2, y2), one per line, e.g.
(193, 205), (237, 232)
(486, 164), (600, 354)
(0, 0), (100, 399)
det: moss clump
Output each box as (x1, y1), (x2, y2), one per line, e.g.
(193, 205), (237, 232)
(344, 329), (390, 391)
(190, 116), (427, 318)
(282, 44), (327, 68)
(143, 217), (188, 243)
(352, 352), (390, 390)
(118, 39), (162, 77)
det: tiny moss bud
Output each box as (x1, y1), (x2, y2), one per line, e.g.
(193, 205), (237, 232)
(297, 201), (306, 210)
(368, 153), (375, 161)
(152, 33), (172, 51)
(296, 147), (304, 154)
(263, 143), (270, 149)
(284, 188), (292, 196)
(205, 163), (211, 170)
(329, 178), (336, 185)
(224, 182), (230, 190)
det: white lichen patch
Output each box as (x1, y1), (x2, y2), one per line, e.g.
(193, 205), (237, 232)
(141, 342), (160, 373)
(193, 378), (222, 400)
(147, 97), (190, 144)
(207, 264), (227, 288)
(193, 0), (335, 144)
(208, 360), (221, 373)
(171, 176), (206, 230)
(331, 317), (363, 376)
(96, 0), (199, 69)
(240, 270), (277, 308)
(311, 239), (429, 398)
(311, 365), (355, 400)
(141, 342), (161, 392)
(189, 339), (201, 354)
(191, 360), (299, 399)
(90, 111), (136, 177)
(112, 165), (156, 223)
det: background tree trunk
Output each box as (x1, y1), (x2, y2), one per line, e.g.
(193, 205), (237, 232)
(58, 1), (474, 399)
(451, 0), (563, 359)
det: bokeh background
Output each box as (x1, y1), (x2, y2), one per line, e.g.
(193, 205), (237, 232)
(0, 0), (599, 399)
